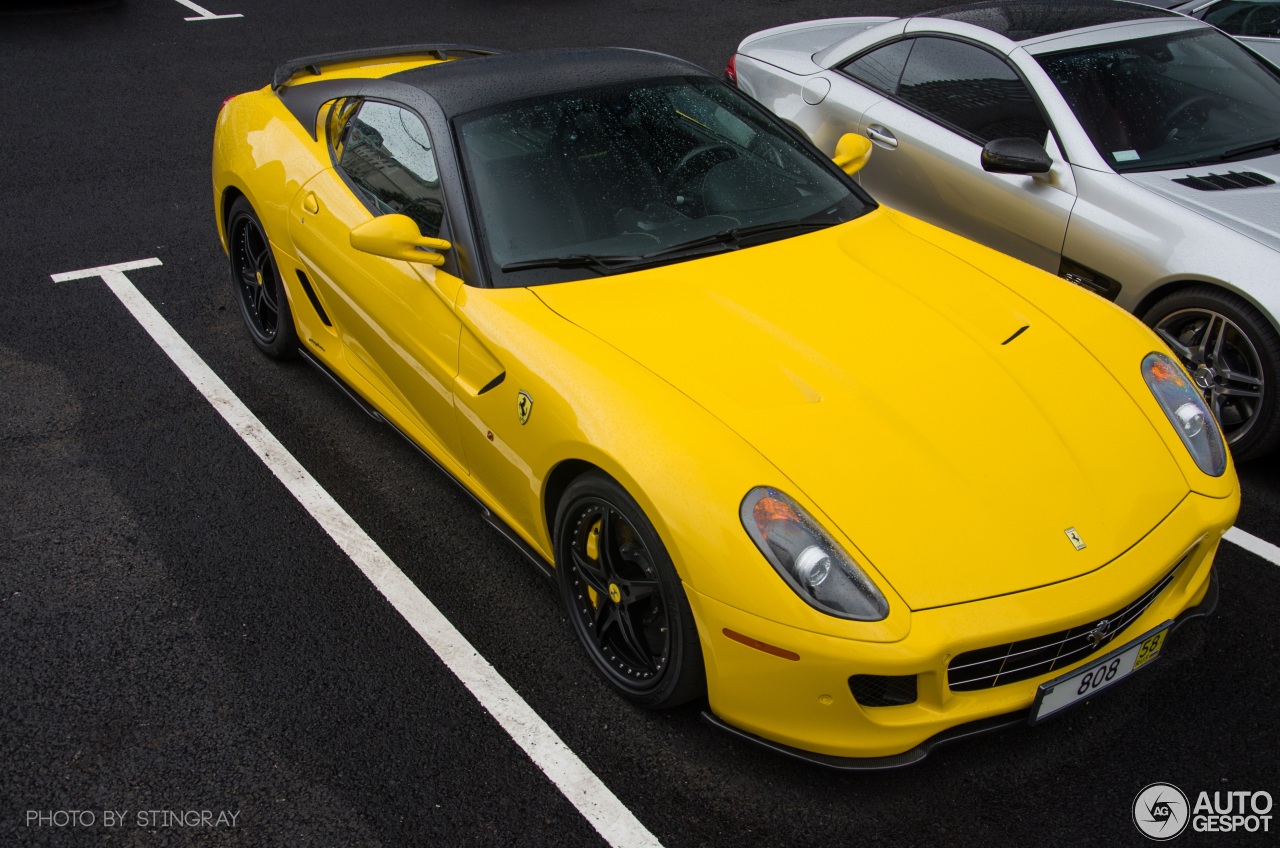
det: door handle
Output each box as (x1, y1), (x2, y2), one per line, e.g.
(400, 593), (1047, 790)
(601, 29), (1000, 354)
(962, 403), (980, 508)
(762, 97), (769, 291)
(866, 125), (898, 149)
(302, 192), (320, 215)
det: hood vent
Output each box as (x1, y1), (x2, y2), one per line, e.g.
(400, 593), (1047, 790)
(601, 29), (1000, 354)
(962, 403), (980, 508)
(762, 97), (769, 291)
(1172, 171), (1275, 191)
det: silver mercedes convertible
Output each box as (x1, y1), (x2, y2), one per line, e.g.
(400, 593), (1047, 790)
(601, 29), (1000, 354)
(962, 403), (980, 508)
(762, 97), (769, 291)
(732, 0), (1280, 460)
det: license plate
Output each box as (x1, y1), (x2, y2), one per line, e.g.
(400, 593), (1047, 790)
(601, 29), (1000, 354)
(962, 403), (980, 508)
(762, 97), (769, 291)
(1029, 622), (1172, 724)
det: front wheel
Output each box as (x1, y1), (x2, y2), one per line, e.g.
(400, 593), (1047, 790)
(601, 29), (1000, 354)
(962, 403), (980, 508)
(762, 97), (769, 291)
(1144, 285), (1280, 461)
(227, 196), (298, 359)
(554, 471), (705, 708)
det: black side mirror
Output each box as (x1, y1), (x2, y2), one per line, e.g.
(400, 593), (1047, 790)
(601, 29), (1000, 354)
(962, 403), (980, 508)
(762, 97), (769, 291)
(981, 138), (1053, 175)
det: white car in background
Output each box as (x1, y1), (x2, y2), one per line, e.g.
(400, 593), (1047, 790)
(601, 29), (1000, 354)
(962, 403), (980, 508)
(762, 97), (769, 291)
(732, 0), (1280, 460)
(1155, 0), (1280, 66)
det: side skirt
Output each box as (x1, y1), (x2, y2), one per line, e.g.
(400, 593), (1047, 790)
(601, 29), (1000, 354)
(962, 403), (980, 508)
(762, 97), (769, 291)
(297, 346), (553, 579)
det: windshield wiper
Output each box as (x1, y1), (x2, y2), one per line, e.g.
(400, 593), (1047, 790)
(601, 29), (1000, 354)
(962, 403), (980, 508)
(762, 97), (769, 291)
(1186, 136), (1280, 167)
(501, 253), (641, 274)
(1220, 136), (1280, 162)
(723, 219), (837, 243)
(640, 219), (836, 261)
(500, 220), (840, 274)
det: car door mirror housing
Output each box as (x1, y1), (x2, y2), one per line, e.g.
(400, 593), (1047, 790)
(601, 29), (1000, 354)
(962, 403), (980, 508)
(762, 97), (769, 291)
(981, 138), (1053, 175)
(350, 214), (451, 266)
(833, 132), (873, 175)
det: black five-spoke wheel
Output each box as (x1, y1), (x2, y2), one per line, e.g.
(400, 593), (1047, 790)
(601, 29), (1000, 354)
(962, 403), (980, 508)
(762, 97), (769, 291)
(227, 196), (298, 358)
(555, 472), (704, 708)
(1146, 285), (1280, 462)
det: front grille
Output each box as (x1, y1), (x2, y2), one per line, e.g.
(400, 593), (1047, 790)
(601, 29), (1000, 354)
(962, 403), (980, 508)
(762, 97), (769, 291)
(1172, 171), (1275, 191)
(849, 674), (918, 707)
(947, 559), (1184, 692)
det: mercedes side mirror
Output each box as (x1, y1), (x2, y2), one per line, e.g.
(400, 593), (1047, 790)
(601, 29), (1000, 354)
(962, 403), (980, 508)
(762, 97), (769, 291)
(981, 138), (1053, 175)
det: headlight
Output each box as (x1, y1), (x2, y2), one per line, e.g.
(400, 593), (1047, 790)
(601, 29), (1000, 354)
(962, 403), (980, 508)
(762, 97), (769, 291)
(740, 487), (888, 621)
(1142, 352), (1227, 477)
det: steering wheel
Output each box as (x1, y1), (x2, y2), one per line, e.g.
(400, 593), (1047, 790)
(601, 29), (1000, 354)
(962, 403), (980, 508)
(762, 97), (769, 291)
(1240, 4), (1280, 37)
(663, 143), (738, 208)
(1155, 94), (1217, 144)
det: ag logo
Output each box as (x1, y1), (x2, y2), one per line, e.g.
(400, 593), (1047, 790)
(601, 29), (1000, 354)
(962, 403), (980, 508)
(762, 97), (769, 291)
(516, 391), (533, 425)
(1065, 527), (1086, 551)
(1133, 782), (1190, 841)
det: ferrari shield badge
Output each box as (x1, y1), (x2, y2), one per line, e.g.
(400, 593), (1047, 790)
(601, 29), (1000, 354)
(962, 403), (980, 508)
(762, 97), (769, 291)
(517, 391), (533, 425)
(1065, 527), (1086, 551)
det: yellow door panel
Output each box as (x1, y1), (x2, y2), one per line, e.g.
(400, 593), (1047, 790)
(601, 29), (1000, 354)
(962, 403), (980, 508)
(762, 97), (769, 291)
(287, 168), (465, 462)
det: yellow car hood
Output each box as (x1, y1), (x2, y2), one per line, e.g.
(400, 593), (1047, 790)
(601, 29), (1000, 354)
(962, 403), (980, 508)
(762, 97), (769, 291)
(533, 211), (1189, 610)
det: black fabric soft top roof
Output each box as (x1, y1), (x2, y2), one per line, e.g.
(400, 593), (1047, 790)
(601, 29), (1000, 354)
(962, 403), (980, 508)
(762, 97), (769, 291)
(921, 0), (1178, 41)
(389, 47), (711, 118)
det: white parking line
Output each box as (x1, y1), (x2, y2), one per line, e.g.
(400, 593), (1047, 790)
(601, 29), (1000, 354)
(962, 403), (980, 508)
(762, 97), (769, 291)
(173, 0), (242, 21)
(51, 259), (663, 848)
(1224, 526), (1280, 567)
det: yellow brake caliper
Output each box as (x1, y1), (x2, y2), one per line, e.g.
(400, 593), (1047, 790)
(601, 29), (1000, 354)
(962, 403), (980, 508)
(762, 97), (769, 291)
(585, 519), (602, 608)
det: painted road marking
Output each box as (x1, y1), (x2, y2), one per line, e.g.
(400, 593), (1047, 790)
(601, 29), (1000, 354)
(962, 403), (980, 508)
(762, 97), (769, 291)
(173, 0), (243, 21)
(51, 259), (663, 848)
(1224, 526), (1280, 568)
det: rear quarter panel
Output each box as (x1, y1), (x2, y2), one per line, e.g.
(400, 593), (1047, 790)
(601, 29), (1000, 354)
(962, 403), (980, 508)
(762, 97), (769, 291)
(212, 87), (330, 254)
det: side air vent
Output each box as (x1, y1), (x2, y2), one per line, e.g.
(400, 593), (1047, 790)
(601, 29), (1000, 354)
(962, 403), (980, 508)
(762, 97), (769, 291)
(296, 270), (332, 327)
(1059, 257), (1121, 302)
(1172, 171), (1275, 191)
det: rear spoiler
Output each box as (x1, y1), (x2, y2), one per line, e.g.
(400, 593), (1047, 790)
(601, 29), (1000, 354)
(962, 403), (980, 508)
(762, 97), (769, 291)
(272, 44), (501, 91)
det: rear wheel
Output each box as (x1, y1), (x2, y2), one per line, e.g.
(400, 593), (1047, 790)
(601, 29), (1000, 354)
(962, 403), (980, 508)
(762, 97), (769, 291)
(227, 197), (298, 359)
(554, 471), (705, 708)
(1144, 285), (1280, 461)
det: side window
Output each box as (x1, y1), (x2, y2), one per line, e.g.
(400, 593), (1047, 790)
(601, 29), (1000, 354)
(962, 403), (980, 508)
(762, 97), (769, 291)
(896, 37), (1048, 144)
(338, 100), (444, 238)
(841, 39), (913, 94)
(1203, 1), (1280, 37)
(325, 98), (361, 161)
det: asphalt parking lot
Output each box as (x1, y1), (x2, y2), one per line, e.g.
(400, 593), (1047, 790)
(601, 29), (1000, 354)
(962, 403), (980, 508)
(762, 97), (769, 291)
(2, 1), (1278, 846)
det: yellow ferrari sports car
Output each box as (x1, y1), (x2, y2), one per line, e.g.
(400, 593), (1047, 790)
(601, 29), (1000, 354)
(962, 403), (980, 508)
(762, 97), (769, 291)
(213, 44), (1238, 767)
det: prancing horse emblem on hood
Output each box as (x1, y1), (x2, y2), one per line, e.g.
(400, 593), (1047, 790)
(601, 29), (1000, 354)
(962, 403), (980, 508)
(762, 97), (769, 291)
(517, 391), (533, 425)
(1065, 527), (1086, 551)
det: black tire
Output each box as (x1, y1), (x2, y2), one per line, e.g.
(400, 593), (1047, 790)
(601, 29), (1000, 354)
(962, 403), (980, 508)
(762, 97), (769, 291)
(554, 471), (705, 708)
(227, 197), (298, 359)
(1144, 285), (1280, 462)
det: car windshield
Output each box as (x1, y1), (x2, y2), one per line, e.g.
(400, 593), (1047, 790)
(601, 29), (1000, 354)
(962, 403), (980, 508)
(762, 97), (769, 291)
(454, 76), (868, 284)
(1037, 28), (1280, 172)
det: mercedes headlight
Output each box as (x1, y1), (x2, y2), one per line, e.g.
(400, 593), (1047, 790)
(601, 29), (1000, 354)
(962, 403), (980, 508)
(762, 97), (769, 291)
(741, 487), (888, 621)
(1142, 352), (1227, 477)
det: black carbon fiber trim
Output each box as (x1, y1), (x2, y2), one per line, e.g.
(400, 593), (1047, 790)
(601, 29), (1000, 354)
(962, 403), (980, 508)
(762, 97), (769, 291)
(1172, 171), (1276, 191)
(700, 710), (1027, 771)
(272, 44), (500, 90)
